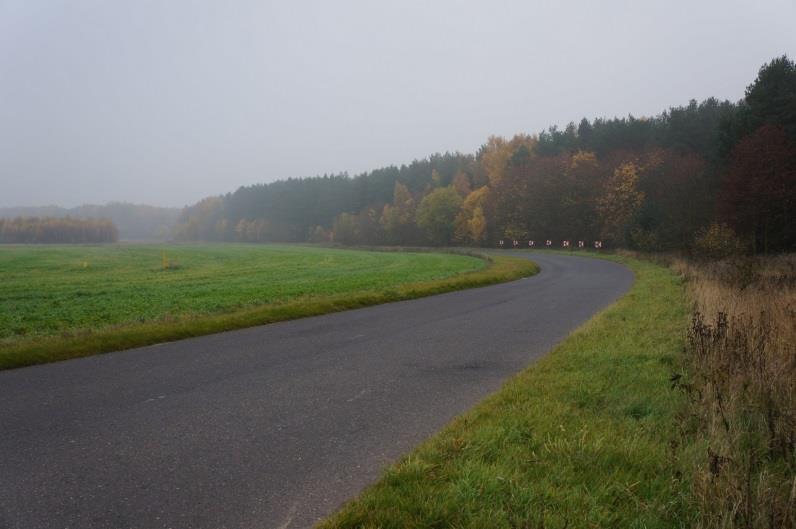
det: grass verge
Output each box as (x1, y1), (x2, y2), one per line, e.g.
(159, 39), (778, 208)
(319, 253), (693, 528)
(0, 253), (536, 370)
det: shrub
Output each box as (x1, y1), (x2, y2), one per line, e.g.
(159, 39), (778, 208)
(692, 223), (745, 259)
(629, 227), (662, 252)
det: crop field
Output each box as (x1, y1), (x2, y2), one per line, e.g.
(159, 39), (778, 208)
(1, 243), (539, 370)
(0, 243), (484, 341)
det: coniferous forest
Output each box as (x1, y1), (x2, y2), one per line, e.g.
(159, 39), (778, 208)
(175, 56), (795, 254)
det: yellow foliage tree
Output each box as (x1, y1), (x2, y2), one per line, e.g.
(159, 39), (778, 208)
(569, 150), (598, 172)
(452, 171), (472, 197)
(479, 134), (537, 186)
(454, 186), (489, 244)
(597, 161), (645, 244)
(380, 182), (416, 244)
(468, 206), (487, 244)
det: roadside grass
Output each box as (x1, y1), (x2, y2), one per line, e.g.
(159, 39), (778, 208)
(0, 245), (536, 370)
(320, 254), (693, 528)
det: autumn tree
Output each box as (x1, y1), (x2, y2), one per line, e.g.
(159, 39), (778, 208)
(416, 186), (463, 245)
(451, 171), (472, 197)
(214, 219), (230, 240)
(332, 213), (357, 245)
(454, 186), (489, 244)
(234, 219), (247, 241)
(379, 205), (400, 244)
(380, 182), (417, 244)
(485, 144), (538, 241)
(597, 161), (645, 245)
(486, 147), (573, 241)
(478, 134), (537, 186)
(0, 217), (118, 243)
(468, 206), (487, 245)
(354, 207), (382, 245)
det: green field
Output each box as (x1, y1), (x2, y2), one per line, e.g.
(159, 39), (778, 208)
(0, 244), (537, 369)
(0, 244), (483, 339)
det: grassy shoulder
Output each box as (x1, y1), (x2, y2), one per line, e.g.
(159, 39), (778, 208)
(0, 246), (537, 370)
(320, 254), (692, 528)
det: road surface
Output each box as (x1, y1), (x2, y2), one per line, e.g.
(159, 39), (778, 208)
(0, 252), (633, 529)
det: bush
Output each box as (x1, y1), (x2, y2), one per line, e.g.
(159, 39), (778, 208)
(629, 227), (662, 252)
(692, 223), (745, 259)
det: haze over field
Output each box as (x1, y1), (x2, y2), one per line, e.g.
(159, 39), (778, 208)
(1, 0), (794, 208)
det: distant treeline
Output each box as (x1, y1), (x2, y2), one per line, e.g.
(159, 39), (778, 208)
(174, 55), (795, 253)
(0, 217), (118, 244)
(0, 202), (180, 241)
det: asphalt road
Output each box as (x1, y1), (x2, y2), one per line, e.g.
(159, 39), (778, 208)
(0, 252), (633, 529)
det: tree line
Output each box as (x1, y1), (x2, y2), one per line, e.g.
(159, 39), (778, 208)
(174, 56), (795, 254)
(0, 202), (180, 241)
(0, 217), (118, 244)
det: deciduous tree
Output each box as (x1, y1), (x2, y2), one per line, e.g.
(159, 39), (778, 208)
(597, 161), (645, 245)
(416, 186), (463, 245)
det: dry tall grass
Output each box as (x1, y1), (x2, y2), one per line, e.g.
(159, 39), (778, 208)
(672, 255), (796, 528)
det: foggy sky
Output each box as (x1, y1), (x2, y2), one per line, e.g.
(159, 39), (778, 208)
(1, 0), (794, 208)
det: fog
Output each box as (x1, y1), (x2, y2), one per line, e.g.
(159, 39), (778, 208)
(1, 0), (793, 208)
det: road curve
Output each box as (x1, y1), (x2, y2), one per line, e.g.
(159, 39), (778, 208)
(0, 252), (632, 529)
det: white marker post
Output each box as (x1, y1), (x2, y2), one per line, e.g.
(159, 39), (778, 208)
(499, 239), (504, 247)
(513, 240), (519, 248)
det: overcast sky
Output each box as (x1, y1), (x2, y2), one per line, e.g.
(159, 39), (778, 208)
(1, 0), (794, 208)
